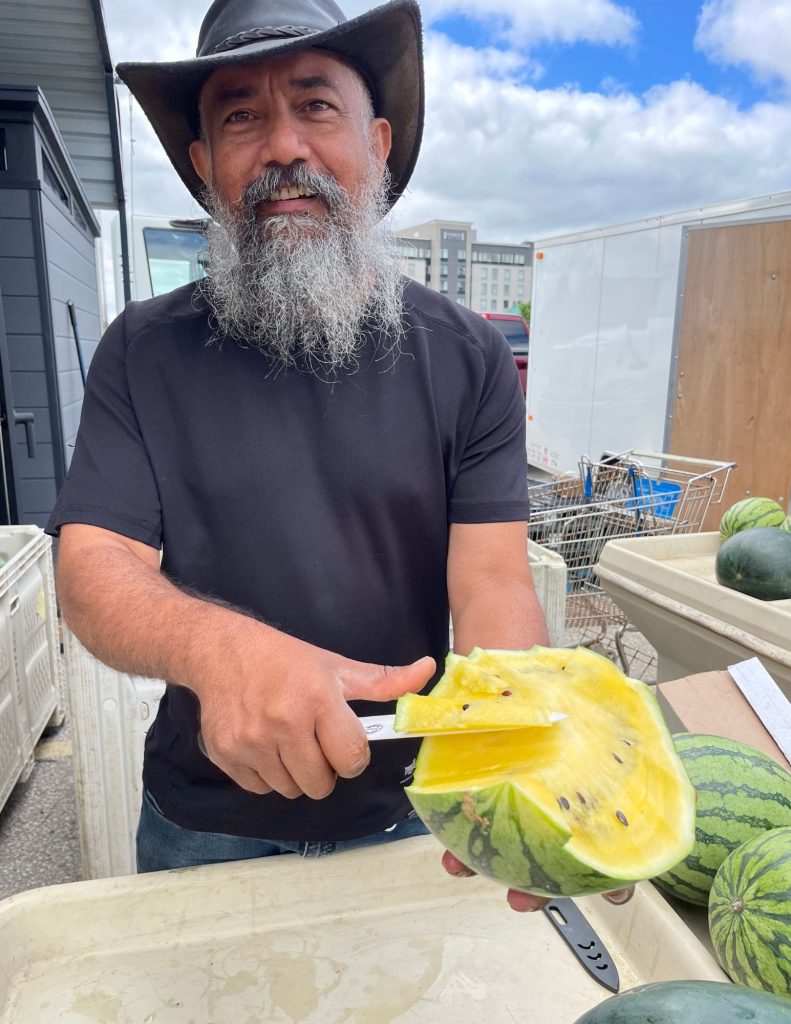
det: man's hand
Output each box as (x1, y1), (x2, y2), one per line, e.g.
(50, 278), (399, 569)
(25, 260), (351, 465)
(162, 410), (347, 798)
(441, 850), (635, 911)
(193, 626), (435, 799)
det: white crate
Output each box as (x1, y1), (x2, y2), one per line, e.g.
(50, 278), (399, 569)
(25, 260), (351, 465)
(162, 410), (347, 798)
(64, 630), (165, 879)
(528, 539), (567, 646)
(0, 527), (63, 815)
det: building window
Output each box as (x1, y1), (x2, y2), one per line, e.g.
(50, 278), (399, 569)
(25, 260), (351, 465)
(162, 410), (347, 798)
(440, 265), (448, 277)
(518, 270), (525, 281)
(456, 282), (465, 295)
(518, 287), (525, 298)
(504, 285), (510, 297)
(503, 299), (509, 309)
(481, 283), (487, 295)
(457, 249), (466, 260)
(491, 284), (498, 296)
(440, 248), (449, 259)
(457, 265), (466, 277)
(505, 269), (511, 282)
(456, 298), (466, 305)
(491, 268), (498, 281)
(441, 280), (448, 292)
(481, 298), (488, 310)
(481, 267), (488, 280)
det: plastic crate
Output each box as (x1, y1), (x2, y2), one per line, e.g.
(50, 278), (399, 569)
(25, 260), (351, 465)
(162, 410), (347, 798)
(0, 527), (63, 815)
(64, 629), (165, 879)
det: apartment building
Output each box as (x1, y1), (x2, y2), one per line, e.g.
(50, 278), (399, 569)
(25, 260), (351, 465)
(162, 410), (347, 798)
(396, 220), (533, 312)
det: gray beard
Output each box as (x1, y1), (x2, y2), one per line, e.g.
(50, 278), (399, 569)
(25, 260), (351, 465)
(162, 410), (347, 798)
(198, 160), (406, 375)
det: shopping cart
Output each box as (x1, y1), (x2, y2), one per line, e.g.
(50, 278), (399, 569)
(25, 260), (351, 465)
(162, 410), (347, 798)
(528, 450), (735, 677)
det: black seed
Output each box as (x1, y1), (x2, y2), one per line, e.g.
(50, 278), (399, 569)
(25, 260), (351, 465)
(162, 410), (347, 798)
(501, 690), (513, 697)
(616, 810), (629, 827)
(576, 792), (586, 805)
(622, 740), (632, 747)
(462, 704), (470, 711)
(612, 753), (624, 764)
(557, 796), (570, 810)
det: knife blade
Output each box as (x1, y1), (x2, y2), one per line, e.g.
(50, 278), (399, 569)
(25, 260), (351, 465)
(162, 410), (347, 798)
(360, 711), (567, 741)
(196, 711), (567, 757)
(542, 897), (620, 993)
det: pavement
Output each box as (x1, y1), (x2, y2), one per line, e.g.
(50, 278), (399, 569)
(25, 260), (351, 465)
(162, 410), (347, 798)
(0, 718), (82, 901)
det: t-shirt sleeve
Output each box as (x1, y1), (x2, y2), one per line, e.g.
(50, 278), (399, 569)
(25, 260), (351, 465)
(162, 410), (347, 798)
(46, 309), (162, 548)
(448, 327), (531, 524)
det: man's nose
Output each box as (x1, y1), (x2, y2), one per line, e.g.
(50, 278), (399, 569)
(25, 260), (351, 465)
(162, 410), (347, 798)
(259, 111), (312, 169)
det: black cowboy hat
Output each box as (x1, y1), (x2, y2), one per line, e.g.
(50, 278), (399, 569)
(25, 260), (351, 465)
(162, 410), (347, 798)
(116, 0), (424, 212)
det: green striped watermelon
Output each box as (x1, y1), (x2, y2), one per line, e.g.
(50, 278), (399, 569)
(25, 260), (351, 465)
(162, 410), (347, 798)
(654, 734), (791, 906)
(720, 497), (786, 539)
(708, 826), (791, 995)
(572, 980), (791, 1023)
(782, 516), (791, 535)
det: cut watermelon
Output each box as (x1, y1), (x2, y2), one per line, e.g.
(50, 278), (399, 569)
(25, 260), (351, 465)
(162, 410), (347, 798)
(400, 646), (695, 897)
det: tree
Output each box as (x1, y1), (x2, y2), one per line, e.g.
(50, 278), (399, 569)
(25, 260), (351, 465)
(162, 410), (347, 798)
(519, 301), (531, 324)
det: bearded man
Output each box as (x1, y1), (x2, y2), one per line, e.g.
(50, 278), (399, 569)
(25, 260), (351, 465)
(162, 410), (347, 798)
(47, 0), (557, 909)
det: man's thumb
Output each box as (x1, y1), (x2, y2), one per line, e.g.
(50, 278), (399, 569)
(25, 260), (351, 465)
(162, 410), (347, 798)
(343, 656), (436, 703)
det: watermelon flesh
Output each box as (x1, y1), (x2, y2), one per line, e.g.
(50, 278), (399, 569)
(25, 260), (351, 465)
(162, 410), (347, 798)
(709, 826), (791, 996)
(402, 646), (696, 897)
(655, 734), (791, 906)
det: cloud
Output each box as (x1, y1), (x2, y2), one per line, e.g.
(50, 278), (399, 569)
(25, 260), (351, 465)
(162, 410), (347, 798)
(695, 0), (791, 85)
(105, 2), (791, 249)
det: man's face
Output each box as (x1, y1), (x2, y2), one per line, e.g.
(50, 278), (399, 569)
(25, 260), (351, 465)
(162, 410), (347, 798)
(189, 49), (391, 221)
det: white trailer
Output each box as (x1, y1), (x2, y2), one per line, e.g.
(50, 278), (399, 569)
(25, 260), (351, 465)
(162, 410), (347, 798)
(526, 189), (791, 517)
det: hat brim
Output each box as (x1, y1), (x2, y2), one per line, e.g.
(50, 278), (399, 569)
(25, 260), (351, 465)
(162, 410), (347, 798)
(116, 0), (423, 214)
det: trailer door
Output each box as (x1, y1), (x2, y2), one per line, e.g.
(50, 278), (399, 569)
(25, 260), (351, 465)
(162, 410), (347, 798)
(668, 218), (791, 527)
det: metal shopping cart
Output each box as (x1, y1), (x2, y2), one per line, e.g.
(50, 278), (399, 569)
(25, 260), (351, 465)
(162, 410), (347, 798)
(527, 450), (735, 677)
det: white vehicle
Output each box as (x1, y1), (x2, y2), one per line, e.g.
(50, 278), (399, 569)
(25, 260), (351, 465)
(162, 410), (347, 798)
(526, 189), (791, 512)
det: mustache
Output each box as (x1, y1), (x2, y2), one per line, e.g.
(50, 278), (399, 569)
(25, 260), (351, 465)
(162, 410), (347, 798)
(240, 162), (345, 209)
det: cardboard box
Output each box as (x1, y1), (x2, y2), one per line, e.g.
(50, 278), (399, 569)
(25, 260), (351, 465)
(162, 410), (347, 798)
(657, 670), (791, 770)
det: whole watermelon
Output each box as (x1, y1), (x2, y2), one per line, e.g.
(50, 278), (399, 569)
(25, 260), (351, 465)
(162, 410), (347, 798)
(571, 980), (791, 1022)
(654, 734), (791, 906)
(720, 497), (786, 539)
(709, 826), (791, 995)
(715, 527), (791, 601)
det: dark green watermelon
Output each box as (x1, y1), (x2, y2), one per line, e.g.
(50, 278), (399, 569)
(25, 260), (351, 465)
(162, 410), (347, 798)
(572, 980), (791, 1023)
(715, 527), (791, 601)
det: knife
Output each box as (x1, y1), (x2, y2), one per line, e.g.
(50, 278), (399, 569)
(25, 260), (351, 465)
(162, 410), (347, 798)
(197, 711), (566, 756)
(542, 897), (620, 993)
(359, 711), (566, 740)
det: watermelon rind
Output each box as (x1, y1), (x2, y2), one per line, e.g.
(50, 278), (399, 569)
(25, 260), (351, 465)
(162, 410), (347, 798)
(571, 979), (791, 1023)
(654, 734), (791, 906)
(708, 826), (791, 996)
(715, 527), (791, 601)
(720, 497), (785, 539)
(782, 516), (791, 535)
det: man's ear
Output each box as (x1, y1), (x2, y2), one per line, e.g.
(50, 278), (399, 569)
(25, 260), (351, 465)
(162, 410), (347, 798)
(369, 118), (392, 166)
(189, 138), (211, 185)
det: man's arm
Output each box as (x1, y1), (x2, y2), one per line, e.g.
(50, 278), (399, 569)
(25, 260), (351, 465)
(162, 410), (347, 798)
(447, 521), (549, 655)
(56, 524), (434, 799)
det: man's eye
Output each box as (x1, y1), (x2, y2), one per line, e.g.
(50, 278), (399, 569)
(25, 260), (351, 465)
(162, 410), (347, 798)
(305, 100), (330, 112)
(227, 110), (253, 123)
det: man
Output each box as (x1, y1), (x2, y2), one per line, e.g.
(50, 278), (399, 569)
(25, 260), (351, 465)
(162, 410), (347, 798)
(49, 0), (625, 911)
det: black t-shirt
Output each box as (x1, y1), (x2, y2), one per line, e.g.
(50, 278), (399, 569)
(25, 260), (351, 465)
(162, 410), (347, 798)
(47, 279), (530, 841)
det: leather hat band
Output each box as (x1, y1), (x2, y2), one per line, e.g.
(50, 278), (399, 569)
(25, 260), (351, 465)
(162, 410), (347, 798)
(210, 25), (321, 54)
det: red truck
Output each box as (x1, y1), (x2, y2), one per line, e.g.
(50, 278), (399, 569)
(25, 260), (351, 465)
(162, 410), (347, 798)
(478, 312), (529, 396)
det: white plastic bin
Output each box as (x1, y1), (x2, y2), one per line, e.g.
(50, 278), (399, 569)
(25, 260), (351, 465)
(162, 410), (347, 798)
(528, 539), (567, 646)
(596, 532), (791, 695)
(64, 629), (165, 879)
(0, 527), (63, 815)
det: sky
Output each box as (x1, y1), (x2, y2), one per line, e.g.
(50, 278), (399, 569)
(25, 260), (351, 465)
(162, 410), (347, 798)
(104, 0), (791, 243)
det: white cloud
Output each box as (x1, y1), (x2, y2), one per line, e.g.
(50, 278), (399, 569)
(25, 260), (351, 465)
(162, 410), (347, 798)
(104, 2), (791, 248)
(695, 0), (791, 85)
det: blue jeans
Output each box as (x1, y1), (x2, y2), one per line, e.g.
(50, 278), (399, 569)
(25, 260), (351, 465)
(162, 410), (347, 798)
(136, 789), (430, 873)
